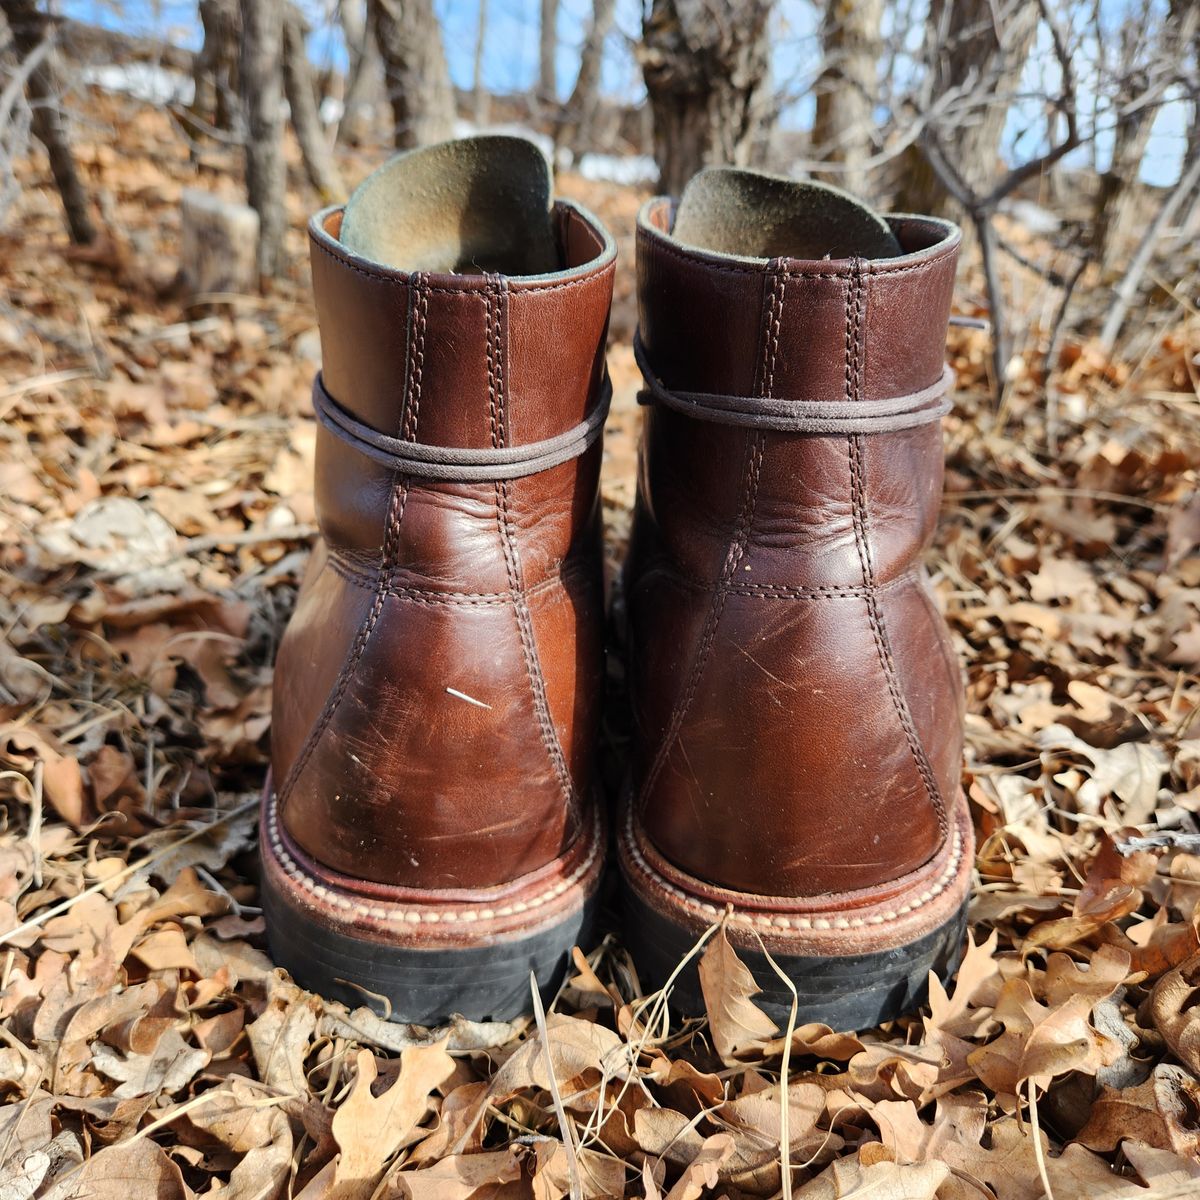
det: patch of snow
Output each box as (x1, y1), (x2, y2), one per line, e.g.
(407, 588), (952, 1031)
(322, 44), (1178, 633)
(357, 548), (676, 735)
(1001, 198), (1061, 235)
(576, 153), (657, 186)
(81, 63), (194, 106)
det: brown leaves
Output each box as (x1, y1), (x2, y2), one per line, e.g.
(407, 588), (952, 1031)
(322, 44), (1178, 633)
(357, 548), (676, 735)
(697, 925), (778, 1063)
(1025, 832), (1159, 951)
(41, 1137), (189, 1200)
(1078, 1064), (1200, 1158)
(966, 950), (1128, 1107)
(793, 1154), (948, 1200)
(5, 86), (1200, 1200)
(1146, 950), (1200, 1074)
(329, 1045), (456, 1200)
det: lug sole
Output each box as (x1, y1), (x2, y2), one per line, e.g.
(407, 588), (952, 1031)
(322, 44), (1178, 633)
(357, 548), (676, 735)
(259, 786), (604, 1025)
(618, 789), (974, 1029)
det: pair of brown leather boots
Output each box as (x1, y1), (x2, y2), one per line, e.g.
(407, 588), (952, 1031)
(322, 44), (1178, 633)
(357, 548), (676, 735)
(259, 135), (973, 1030)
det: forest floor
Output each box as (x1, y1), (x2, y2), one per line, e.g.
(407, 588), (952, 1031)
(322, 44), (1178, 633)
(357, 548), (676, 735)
(2, 87), (1200, 1200)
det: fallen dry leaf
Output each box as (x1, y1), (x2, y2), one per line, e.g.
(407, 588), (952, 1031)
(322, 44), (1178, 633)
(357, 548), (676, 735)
(697, 925), (778, 1063)
(794, 1152), (948, 1199)
(330, 1043), (456, 1200)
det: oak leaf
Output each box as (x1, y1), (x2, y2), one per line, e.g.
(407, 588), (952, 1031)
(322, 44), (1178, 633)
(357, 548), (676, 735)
(1077, 1063), (1200, 1158)
(793, 1152), (948, 1199)
(1147, 949), (1200, 1074)
(967, 976), (1122, 1107)
(329, 1043), (456, 1200)
(387, 1150), (521, 1200)
(40, 1137), (191, 1200)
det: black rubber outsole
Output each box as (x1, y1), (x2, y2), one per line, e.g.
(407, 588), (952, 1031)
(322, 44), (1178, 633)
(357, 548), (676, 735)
(623, 887), (970, 1029)
(261, 865), (599, 1026)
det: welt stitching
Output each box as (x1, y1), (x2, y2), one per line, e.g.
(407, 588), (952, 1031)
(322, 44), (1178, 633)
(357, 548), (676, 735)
(845, 257), (946, 833)
(485, 277), (577, 808)
(637, 265), (779, 807)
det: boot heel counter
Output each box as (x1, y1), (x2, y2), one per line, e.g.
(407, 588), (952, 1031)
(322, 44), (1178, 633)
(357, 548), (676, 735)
(633, 571), (953, 897)
(274, 568), (589, 892)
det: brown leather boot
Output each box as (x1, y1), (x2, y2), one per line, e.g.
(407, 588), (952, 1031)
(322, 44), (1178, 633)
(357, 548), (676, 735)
(619, 167), (973, 1028)
(260, 137), (615, 1024)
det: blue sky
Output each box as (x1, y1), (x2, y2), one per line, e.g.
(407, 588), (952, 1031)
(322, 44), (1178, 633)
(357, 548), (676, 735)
(64, 0), (1188, 186)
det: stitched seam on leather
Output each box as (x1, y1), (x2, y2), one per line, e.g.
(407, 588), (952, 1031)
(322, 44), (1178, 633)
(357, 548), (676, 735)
(267, 796), (601, 924)
(845, 259), (947, 837)
(637, 435), (761, 807)
(760, 263), (783, 397)
(279, 490), (406, 809)
(403, 272), (427, 442)
(310, 234), (615, 296)
(277, 276), (422, 811)
(726, 575), (912, 599)
(621, 806), (965, 931)
(327, 550), (591, 603)
(637, 270), (780, 808)
(638, 226), (958, 280)
(486, 276), (578, 810)
(644, 550), (919, 601)
(486, 276), (501, 449)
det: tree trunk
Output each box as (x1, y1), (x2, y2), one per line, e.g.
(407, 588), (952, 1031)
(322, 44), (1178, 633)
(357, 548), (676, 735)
(369, 0), (456, 150)
(1100, 148), (1200, 351)
(896, 0), (1038, 216)
(538, 0), (559, 107)
(1094, 4), (1198, 271)
(1092, 104), (1155, 272)
(561, 0), (616, 155)
(336, 0), (382, 146)
(241, 0), (286, 280)
(639, 0), (774, 197)
(473, 0), (489, 126)
(193, 0), (240, 132)
(282, 5), (344, 202)
(811, 0), (882, 198)
(1, 0), (96, 244)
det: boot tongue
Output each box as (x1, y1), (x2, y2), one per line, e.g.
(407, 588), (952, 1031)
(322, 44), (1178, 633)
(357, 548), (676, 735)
(339, 135), (560, 276)
(671, 166), (902, 262)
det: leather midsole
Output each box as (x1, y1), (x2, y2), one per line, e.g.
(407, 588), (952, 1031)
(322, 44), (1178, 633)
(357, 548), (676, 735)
(619, 789), (973, 957)
(261, 786), (604, 949)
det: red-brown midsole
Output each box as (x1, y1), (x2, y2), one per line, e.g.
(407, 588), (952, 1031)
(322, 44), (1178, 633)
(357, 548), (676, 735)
(261, 785), (605, 950)
(619, 789), (974, 957)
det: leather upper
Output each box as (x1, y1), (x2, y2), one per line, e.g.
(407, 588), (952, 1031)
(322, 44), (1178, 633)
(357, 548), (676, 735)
(272, 199), (615, 892)
(626, 194), (964, 899)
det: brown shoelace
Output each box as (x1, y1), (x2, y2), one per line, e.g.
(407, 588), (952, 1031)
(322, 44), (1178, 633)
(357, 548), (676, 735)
(634, 330), (953, 435)
(311, 371), (612, 482)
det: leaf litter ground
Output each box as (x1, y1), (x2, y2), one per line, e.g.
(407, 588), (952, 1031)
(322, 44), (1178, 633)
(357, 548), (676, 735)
(3, 89), (1200, 1199)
